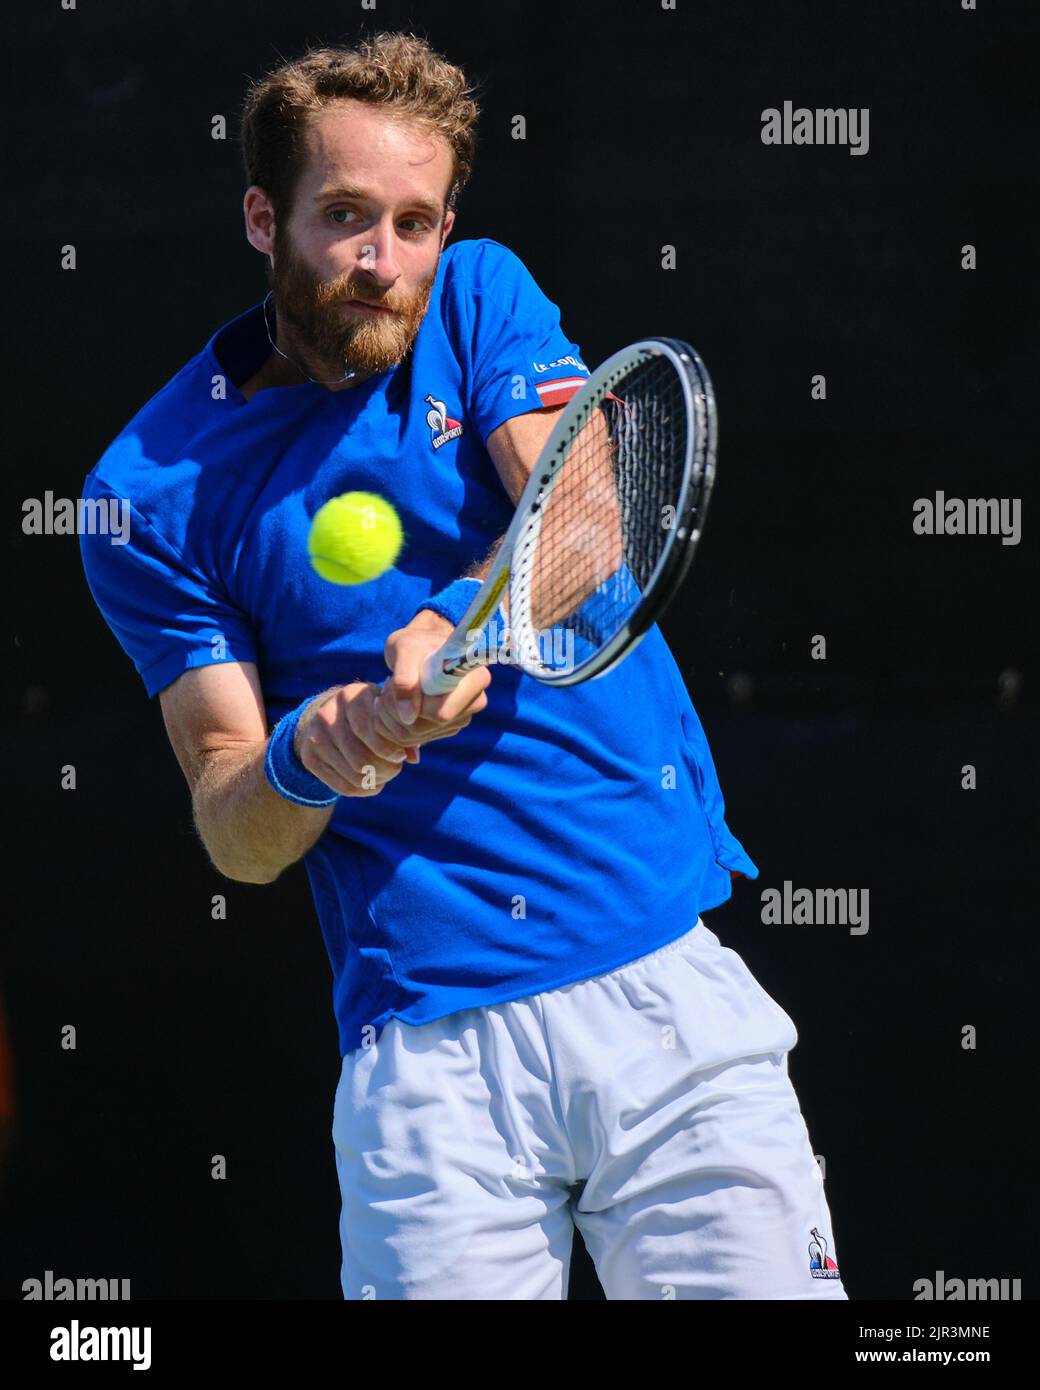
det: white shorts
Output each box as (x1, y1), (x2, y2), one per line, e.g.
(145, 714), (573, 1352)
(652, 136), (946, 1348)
(331, 918), (848, 1300)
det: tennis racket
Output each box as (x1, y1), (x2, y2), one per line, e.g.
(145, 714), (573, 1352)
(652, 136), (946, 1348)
(419, 337), (717, 695)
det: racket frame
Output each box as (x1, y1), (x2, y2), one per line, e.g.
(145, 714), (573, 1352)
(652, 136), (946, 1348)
(419, 337), (716, 695)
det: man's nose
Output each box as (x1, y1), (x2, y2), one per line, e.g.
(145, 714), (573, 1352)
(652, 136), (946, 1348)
(356, 230), (401, 287)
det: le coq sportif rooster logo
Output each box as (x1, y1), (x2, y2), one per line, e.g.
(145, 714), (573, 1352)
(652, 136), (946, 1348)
(424, 393), (464, 450)
(808, 1226), (841, 1279)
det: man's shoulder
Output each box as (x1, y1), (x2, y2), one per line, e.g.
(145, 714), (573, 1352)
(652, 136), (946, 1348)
(440, 237), (530, 293)
(84, 337), (230, 507)
(436, 238), (556, 348)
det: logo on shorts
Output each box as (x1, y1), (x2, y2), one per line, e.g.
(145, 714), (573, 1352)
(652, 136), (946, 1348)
(808, 1227), (841, 1279)
(424, 393), (464, 449)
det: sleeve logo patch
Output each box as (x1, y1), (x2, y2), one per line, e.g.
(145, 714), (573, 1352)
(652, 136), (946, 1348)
(532, 355), (589, 374)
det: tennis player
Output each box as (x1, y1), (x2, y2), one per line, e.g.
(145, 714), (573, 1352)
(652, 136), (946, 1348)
(79, 33), (846, 1300)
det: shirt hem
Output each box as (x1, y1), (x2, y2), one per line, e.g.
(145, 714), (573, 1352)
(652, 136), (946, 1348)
(338, 882), (738, 1054)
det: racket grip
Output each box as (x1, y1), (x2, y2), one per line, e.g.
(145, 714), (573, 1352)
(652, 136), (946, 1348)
(420, 647), (465, 696)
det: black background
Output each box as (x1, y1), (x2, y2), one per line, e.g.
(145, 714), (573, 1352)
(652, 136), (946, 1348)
(2, 0), (1037, 1301)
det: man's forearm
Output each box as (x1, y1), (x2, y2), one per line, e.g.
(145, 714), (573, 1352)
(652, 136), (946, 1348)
(191, 685), (346, 884)
(192, 739), (335, 884)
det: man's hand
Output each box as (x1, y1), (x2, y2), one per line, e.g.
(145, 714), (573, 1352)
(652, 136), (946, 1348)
(293, 682), (415, 798)
(291, 614), (491, 798)
(375, 610), (491, 749)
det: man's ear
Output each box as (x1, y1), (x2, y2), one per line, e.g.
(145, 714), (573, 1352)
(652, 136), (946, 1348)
(441, 208), (456, 246)
(244, 185), (277, 257)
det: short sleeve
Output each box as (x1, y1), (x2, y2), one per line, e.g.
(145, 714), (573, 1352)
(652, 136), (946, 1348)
(79, 472), (259, 699)
(458, 241), (591, 446)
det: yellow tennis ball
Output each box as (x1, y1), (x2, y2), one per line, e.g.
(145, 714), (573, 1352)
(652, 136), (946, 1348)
(307, 491), (404, 585)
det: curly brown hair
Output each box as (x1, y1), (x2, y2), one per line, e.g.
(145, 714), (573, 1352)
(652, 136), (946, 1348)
(240, 32), (481, 224)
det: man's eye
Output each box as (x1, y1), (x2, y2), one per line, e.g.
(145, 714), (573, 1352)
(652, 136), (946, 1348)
(328, 208), (428, 235)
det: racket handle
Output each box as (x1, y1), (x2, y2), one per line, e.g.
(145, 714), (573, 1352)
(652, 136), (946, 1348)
(420, 647), (465, 696)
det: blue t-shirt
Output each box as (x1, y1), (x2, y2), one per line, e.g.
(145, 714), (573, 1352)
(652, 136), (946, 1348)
(79, 237), (758, 1054)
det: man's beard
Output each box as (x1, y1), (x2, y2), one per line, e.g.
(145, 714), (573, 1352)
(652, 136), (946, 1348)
(269, 230), (437, 379)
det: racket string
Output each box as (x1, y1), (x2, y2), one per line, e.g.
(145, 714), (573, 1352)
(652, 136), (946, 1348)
(510, 355), (693, 674)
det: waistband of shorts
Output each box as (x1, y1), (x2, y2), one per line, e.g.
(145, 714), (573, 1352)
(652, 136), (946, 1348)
(593, 917), (707, 981)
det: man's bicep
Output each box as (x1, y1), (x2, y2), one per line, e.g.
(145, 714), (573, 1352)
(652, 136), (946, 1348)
(485, 404), (567, 506)
(485, 398), (616, 509)
(158, 660), (268, 796)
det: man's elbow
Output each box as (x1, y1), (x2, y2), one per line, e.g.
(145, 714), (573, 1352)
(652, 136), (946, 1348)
(218, 860), (283, 886)
(191, 799), (289, 885)
(202, 839), (287, 886)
